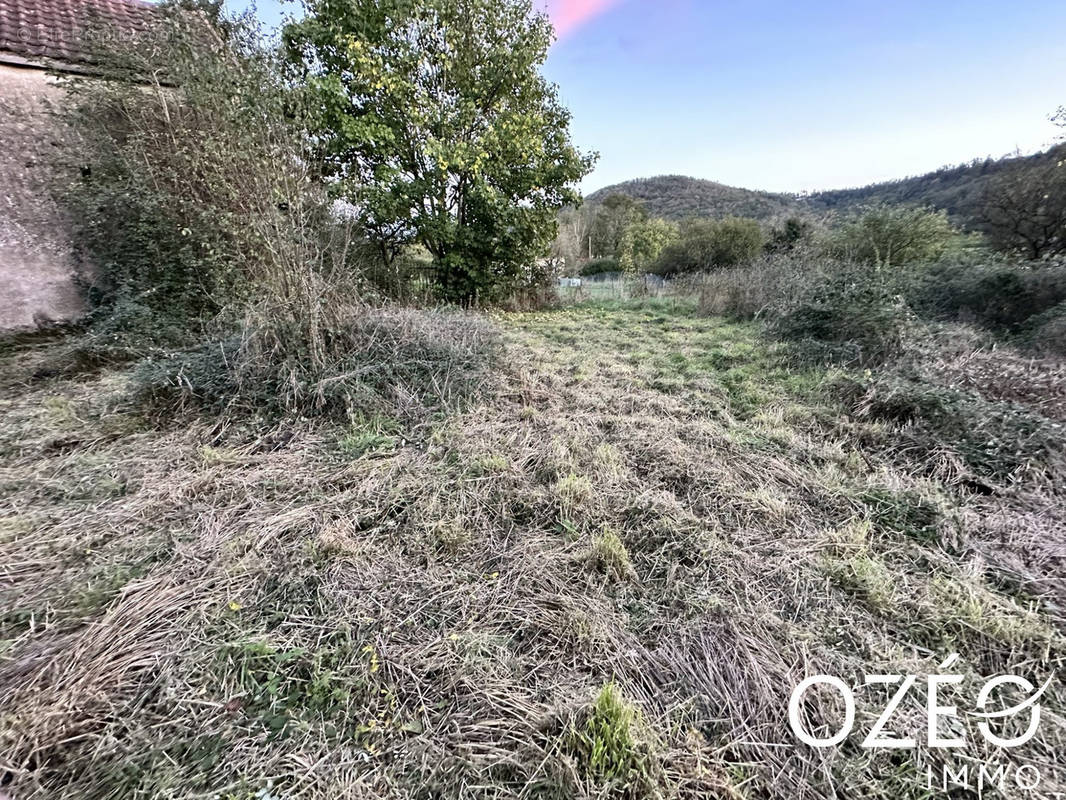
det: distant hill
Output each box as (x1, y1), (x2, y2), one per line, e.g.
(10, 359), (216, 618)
(588, 144), (1066, 227)
(585, 175), (799, 222)
(808, 144), (1066, 223)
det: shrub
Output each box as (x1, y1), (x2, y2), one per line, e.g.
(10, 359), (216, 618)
(655, 217), (765, 275)
(617, 219), (679, 274)
(821, 206), (955, 267)
(56, 5), (356, 357)
(771, 263), (916, 365)
(695, 255), (813, 319)
(581, 257), (621, 277)
(839, 373), (1064, 482)
(906, 259), (1066, 332)
(767, 216), (814, 253)
(1018, 301), (1066, 356)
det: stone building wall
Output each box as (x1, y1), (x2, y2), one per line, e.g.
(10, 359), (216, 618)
(0, 62), (85, 331)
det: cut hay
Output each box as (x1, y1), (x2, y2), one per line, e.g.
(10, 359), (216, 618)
(1, 303), (1063, 798)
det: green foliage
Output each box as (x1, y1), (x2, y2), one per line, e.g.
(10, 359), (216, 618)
(217, 633), (371, 740)
(839, 373), (1064, 481)
(58, 4), (345, 353)
(767, 217), (814, 253)
(568, 683), (657, 791)
(859, 487), (942, 545)
(617, 219), (679, 274)
(580, 257), (621, 277)
(976, 160), (1066, 259)
(1019, 301), (1066, 356)
(772, 263), (915, 365)
(654, 217), (765, 275)
(825, 552), (896, 612)
(338, 414), (400, 458)
(821, 206), (955, 267)
(284, 0), (594, 303)
(589, 194), (648, 258)
(906, 260), (1066, 332)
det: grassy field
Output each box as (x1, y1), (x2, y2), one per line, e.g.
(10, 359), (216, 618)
(1, 300), (1063, 799)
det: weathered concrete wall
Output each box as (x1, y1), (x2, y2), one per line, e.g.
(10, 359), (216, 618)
(0, 63), (85, 331)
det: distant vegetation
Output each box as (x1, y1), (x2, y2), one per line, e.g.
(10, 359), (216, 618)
(586, 143), (1066, 234)
(655, 217), (766, 275)
(809, 144), (1066, 225)
(586, 175), (797, 222)
(820, 206), (955, 267)
(617, 218), (679, 273)
(560, 136), (1065, 296)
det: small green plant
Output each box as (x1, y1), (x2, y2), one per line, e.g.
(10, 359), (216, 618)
(427, 520), (472, 556)
(468, 453), (509, 476)
(554, 472), (594, 510)
(217, 635), (366, 738)
(198, 445), (240, 466)
(588, 527), (635, 582)
(568, 682), (656, 789)
(338, 429), (396, 458)
(824, 546), (896, 614)
(859, 487), (941, 545)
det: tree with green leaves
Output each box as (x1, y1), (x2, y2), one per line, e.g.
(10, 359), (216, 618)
(284, 0), (594, 302)
(655, 217), (765, 275)
(589, 193), (647, 258)
(976, 163), (1066, 260)
(767, 217), (813, 253)
(617, 218), (678, 274)
(822, 206), (955, 268)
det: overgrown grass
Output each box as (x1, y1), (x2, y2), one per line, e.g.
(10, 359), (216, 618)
(1, 298), (1062, 799)
(131, 305), (502, 422)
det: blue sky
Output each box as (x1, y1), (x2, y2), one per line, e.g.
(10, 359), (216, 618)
(233, 0), (1066, 194)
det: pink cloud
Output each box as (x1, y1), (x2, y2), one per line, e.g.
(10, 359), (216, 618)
(546, 0), (622, 39)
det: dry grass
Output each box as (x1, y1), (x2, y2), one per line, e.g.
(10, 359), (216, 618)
(1, 302), (1063, 799)
(130, 304), (502, 422)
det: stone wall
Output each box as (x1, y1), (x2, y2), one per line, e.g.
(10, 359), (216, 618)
(0, 63), (85, 331)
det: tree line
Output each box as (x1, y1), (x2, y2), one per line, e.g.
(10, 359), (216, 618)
(558, 124), (1065, 279)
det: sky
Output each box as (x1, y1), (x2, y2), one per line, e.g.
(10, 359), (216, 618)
(233, 0), (1066, 195)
